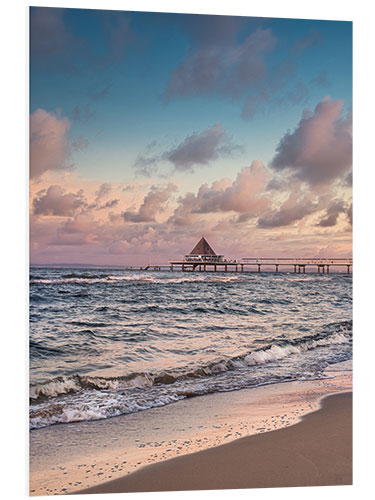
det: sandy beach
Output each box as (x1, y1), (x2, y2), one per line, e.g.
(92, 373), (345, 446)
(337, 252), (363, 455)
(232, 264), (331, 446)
(79, 391), (352, 494)
(30, 361), (352, 495)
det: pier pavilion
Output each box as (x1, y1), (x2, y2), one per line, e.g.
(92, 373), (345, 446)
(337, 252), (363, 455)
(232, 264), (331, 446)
(184, 237), (224, 262)
(170, 237), (241, 272)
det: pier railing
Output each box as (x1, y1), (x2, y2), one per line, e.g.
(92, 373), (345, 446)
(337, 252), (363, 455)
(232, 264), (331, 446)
(241, 257), (352, 264)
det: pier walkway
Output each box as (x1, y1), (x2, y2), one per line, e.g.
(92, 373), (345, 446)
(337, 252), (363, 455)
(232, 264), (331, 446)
(169, 257), (352, 274)
(126, 258), (352, 274)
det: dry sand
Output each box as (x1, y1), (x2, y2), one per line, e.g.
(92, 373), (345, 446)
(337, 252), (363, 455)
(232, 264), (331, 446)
(78, 392), (352, 494)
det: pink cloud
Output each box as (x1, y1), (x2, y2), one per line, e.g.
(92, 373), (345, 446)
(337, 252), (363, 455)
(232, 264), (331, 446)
(30, 109), (71, 180)
(317, 199), (352, 227)
(170, 161), (270, 224)
(167, 124), (241, 171)
(32, 185), (86, 216)
(271, 97), (352, 184)
(95, 183), (112, 201)
(258, 190), (318, 228)
(52, 214), (100, 246)
(123, 183), (177, 222)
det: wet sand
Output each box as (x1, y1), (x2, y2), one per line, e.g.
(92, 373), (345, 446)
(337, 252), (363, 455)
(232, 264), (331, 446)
(79, 392), (352, 494)
(30, 362), (352, 495)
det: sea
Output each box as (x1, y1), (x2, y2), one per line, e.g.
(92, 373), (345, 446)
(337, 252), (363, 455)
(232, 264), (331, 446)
(29, 268), (352, 430)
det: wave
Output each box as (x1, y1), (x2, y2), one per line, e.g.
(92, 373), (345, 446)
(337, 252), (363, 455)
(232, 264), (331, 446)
(70, 320), (108, 328)
(29, 390), (183, 429)
(29, 339), (64, 359)
(62, 273), (110, 279)
(30, 372), (153, 400)
(30, 321), (352, 402)
(29, 321), (352, 429)
(29, 273), (245, 286)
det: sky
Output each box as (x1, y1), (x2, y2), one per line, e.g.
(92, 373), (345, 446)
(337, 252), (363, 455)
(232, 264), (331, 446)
(29, 7), (352, 265)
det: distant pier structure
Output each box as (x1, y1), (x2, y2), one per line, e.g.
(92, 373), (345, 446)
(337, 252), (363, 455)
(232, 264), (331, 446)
(169, 237), (352, 274)
(137, 237), (352, 274)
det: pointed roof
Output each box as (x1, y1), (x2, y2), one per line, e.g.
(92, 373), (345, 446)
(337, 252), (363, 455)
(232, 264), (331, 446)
(189, 237), (216, 256)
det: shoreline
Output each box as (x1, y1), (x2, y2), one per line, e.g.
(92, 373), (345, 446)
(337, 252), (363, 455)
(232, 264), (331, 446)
(30, 361), (352, 495)
(78, 392), (352, 494)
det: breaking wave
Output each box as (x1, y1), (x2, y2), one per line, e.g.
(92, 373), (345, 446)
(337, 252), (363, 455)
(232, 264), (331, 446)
(30, 321), (352, 429)
(30, 274), (244, 285)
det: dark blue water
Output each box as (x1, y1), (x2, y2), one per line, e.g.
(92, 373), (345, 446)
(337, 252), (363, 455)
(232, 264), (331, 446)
(29, 268), (352, 429)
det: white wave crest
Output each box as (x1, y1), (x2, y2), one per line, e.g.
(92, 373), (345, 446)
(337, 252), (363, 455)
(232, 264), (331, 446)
(30, 273), (244, 286)
(30, 372), (157, 401)
(30, 377), (81, 400)
(244, 333), (350, 366)
(29, 392), (182, 429)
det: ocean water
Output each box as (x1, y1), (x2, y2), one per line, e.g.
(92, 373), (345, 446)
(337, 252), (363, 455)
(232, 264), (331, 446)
(29, 268), (352, 430)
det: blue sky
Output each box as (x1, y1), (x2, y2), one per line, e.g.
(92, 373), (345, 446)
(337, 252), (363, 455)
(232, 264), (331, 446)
(29, 7), (352, 264)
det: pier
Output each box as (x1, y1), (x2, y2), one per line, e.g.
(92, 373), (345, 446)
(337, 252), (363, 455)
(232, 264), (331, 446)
(168, 257), (352, 274)
(128, 237), (352, 274)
